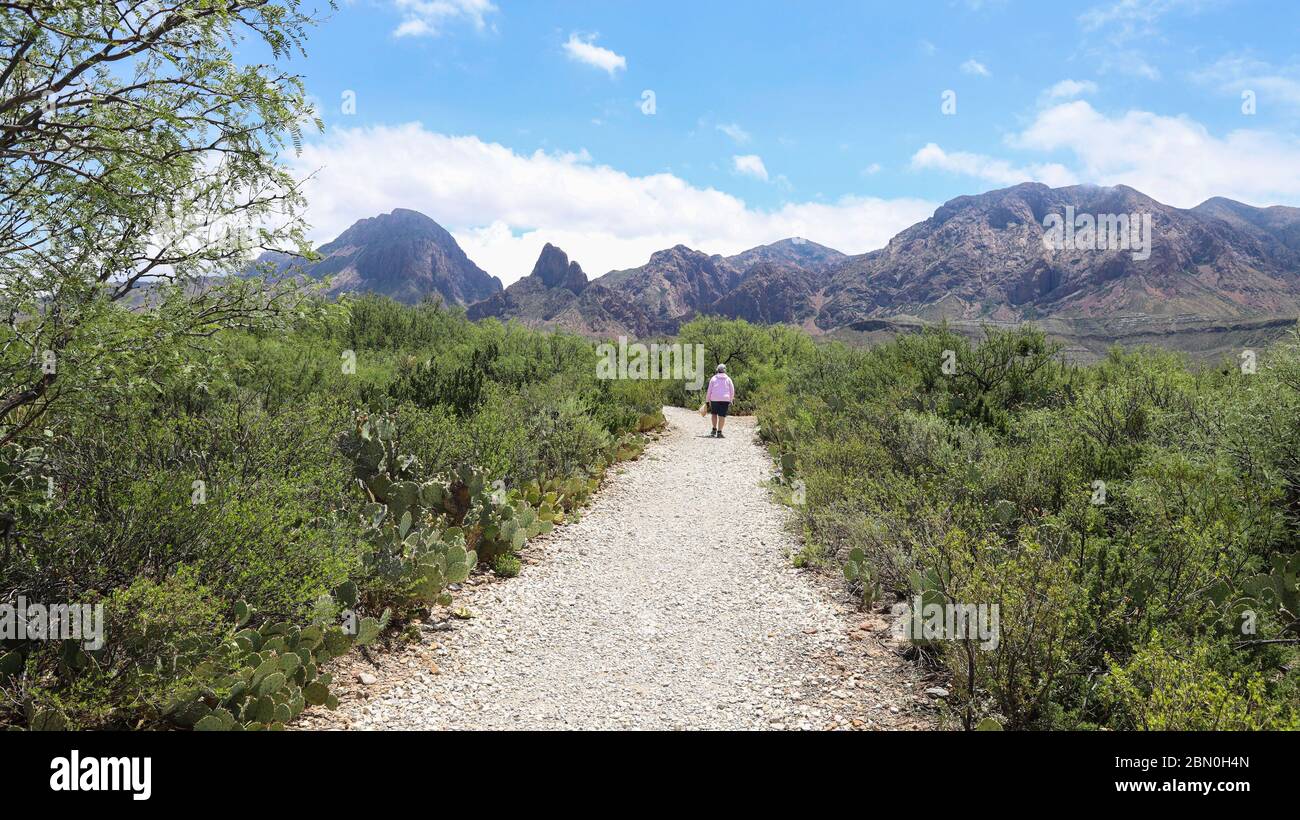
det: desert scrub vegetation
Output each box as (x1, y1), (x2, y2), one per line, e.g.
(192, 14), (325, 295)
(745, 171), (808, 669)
(665, 315), (816, 415)
(0, 2), (670, 729)
(757, 323), (1300, 730)
(0, 296), (668, 728)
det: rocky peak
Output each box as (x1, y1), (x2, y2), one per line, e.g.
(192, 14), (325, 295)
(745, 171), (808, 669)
(254, 208), (501, 306)
(529, 243), (588, 294)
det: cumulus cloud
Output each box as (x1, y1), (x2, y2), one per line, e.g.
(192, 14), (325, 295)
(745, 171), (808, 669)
(910, 143), (1077, 188)
(286, 124), (937, 284)
(960, 59), (991, 77)
(912, 101), (1300, 208)
(562, 33), (627, 75)
(391, 0), (497, 38)
(1009, 100), (1300, 206)
(732, 154), (769, 181)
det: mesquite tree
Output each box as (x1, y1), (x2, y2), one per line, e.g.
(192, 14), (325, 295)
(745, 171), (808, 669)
(0, 1), (325, 447)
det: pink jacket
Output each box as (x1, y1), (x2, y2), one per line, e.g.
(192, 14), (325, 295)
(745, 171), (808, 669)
(706, 373), (735, 402)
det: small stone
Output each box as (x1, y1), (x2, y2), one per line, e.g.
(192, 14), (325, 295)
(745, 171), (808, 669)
(925, 687), (949, 698)
(358, 672), (378, 686)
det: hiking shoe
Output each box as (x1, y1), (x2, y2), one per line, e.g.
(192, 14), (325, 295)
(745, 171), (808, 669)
(710, 429), (718, 437)
(717, 431), (725, 438)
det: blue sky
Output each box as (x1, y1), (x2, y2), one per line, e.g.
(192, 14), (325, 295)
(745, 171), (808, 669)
(275, 0), (1300, 282)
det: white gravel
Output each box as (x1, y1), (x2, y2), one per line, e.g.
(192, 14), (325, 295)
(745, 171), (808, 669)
(305, 407), (934, 731)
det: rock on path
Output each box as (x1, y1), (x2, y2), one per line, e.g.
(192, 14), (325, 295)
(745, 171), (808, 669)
(304, 407), (934, 730)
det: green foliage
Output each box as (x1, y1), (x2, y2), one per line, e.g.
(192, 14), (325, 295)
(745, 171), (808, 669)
(669, 316), (815, 413)
(0, 4), (658, 731)
(1, 295), (654, 729)
(493, 553), (522, 578)
(12, 570), (377, 730)
(842, 547), (882, 607)
(761, 324), (1300, 730)
(0, 1), (322, 447)
(1100, 637), (1299, 730)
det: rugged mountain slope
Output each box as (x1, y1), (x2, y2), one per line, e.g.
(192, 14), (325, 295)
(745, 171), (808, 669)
(1191, 198), (1300, 255)
(255, 209), (501, 306)
(707, 262), (822, 325)
(467, 243), (587, 324)
(262, 184), (1300, 352)
(474, 238), (845, 335)
(818, 183), (1300, 327)
(472, 183), (1300, 338)
(587, 245), (746, 335)
(725, 237), (845, 274)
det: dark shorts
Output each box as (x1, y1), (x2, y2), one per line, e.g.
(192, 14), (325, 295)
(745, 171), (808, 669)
(710, 401), (731, 417)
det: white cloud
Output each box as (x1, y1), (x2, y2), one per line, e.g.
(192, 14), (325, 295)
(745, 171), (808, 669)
(913, 100), (1300, 208)
(960, 59), (991, 77)
(732, 154), (769, 181)
(1008, 100), (1300, 206)
(563, 33), (626, 75)
(392, 0), (497, 38)
(716, 123), (752, 144)
(1044, 79), (1099, 100)
(1191, 55), (1300, 108)
(286, 124), (936, 283)
(910, 143), (1077, 187)
(862, 163), (882, 176)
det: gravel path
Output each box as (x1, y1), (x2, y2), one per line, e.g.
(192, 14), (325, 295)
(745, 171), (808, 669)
(305, 407), (935, 730)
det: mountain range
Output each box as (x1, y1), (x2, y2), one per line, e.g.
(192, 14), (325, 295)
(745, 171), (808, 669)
(254, 183), (1300, 357)
(254, 207), (502, 306)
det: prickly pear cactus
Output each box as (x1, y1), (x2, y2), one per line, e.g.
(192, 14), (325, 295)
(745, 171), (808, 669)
(341, 412), (487, 613)
(171, 599), (387, 731)
(1242, 553), (1300, 635)
(342, 412), (603, 602)
(843, 547), (882, 607)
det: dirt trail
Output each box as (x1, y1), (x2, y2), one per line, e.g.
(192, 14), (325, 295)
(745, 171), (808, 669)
(305, 407), (934, 730)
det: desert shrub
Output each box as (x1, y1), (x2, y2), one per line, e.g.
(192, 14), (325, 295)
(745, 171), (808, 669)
(762, 324), (1300, 730)
(19, 570), (226, 729)
(1100, 637), (1298, 730)
(0, 296), (658, 729)
(670, 316), (815, 413)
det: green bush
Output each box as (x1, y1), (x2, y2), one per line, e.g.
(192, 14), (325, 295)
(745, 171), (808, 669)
(761, 325), (1300, 730)
(493, 553), (522, 578)
(0, 296), (659, 729)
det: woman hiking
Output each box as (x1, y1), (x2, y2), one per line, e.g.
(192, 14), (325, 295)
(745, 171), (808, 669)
(706, 364), (735, 438)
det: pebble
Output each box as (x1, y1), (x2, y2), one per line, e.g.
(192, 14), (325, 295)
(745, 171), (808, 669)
(309, 409), (933, 731)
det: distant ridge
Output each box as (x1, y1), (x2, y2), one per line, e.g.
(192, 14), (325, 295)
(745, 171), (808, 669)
(251, 208), (501, 306)
(257, 184), (1300, 358)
